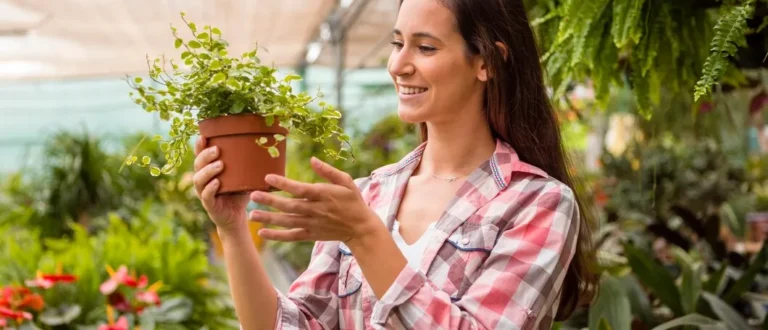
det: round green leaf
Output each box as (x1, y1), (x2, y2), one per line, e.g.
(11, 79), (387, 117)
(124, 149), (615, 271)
(142, 156), (151, 165)
(212, 27), (222, 35)
(268, 146), (280, 158)
(211, 72), (226, 84)
(134, 77), (143, 84)
(188, 40), (201, 49)
(150, 167), (161, 176)
(226, 77), (240, 90)
(258, 137), (268, 145)
(274, 134), (285, 141)
(210, 60), (221, 70)
(196, 32), (209, 40)
(174, 38), (182, 49)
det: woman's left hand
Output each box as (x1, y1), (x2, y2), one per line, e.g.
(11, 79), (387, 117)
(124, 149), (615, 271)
(249, 157), (380, 244)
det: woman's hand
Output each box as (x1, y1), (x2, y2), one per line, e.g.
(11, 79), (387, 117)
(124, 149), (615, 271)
(248, 157), (380, 244)
(192, 136), (250, 232)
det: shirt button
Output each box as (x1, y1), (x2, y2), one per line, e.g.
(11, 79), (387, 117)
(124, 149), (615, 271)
(460, 238), (470, 245)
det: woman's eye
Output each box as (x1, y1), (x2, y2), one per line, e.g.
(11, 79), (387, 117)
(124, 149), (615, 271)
(418, 45), (437, 53)
(390, 41), (404, 49)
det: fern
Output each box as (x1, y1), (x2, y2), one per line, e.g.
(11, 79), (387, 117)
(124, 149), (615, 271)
(570, 0), (612, 67)
(694, 0), (755, 101)
(594, 14), (620, 108)
(612, 0), (646, 48)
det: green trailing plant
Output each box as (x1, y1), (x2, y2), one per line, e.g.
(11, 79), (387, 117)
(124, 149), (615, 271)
(527, 0), (765, 117)
(125, 12), (351, 177)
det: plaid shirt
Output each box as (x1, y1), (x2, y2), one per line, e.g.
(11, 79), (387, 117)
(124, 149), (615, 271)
(271, 140), (580, 330)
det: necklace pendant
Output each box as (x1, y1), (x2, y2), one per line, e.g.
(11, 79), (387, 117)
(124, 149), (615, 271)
(445, 177), (457, 182)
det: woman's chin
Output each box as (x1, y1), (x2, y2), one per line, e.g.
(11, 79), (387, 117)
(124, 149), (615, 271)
(397, 106), (427, 124)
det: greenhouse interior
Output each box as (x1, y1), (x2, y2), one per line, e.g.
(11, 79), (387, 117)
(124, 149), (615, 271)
(1, 0), (768, 329)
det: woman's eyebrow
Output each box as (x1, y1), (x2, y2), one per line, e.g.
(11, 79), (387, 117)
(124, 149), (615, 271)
(393, 29), (443, 43)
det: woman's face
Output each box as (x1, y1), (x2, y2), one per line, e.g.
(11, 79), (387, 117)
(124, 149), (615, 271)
(388, 0), (488, 124)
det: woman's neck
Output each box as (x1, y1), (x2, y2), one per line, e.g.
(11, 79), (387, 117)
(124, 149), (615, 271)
(417, 115), (496, 178)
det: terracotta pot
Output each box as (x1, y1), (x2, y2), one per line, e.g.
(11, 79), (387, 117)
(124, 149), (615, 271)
(198, 114), (288, 194)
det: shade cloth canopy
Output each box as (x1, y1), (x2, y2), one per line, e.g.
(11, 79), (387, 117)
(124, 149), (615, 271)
(0, 0), (338, 81)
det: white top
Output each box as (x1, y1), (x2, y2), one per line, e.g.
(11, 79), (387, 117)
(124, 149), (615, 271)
(392, 220), (436, 269)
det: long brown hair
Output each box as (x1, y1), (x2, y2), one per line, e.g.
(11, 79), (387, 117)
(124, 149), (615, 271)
(405, 0), (599, 320)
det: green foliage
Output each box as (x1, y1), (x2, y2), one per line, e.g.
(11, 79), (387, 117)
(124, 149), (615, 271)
(126, 12), (350, 176)
(0, 211), (237, 329)
(651, 314), (725, 330)
(588, 274), (631, 330)
(694, 1), (755, 101)
(624, 244), (685, 316)
(529, 0), (759, 116)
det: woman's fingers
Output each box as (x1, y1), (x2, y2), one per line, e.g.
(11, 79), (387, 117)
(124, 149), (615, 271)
(250, 191), (314, 215)
(199, 178), (221, 208)
(193, 160), (223, 195)
(194, 146), (219, 172)
(264, 174), (321, 200)
(194, 136), (207, 156)
(257, 227), (312, 242)
(249, 210), (312, 228)
(310, 157), (356, 189)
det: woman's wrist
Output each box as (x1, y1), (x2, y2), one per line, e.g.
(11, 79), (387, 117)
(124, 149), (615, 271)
(346, 213), (389, 253)
(216, 221), (251, 243)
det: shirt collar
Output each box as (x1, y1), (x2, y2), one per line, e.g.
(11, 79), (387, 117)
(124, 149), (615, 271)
(371, 139), (548, 189)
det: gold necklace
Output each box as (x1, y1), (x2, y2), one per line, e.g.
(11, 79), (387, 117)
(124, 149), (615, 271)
(430, 173), (468, 182)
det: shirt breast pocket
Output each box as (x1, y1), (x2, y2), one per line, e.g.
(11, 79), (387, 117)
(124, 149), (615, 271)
(337, 243), (363, 298)
(434, 223), (500, 299)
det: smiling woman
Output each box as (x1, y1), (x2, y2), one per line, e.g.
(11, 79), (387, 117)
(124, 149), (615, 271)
(192, 0), (598, 329)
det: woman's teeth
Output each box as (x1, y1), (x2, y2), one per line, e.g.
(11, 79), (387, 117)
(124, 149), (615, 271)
(401, 87), (428, 95)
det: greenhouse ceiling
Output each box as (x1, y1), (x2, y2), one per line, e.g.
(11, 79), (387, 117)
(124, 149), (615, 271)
(0, 0), (400, 82)
(0, 0), (339, 81)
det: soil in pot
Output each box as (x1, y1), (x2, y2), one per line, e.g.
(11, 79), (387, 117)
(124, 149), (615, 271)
(198, 114), (288, 194)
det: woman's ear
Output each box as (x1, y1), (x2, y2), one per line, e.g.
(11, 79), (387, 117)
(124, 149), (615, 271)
(477, 42), (510, 82)
(495, 41), (509, 62)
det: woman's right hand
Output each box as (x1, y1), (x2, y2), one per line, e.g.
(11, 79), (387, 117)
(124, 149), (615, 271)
(193, 136), (250, 232)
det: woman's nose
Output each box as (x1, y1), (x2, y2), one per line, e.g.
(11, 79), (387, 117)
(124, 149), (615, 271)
(388, 50), (414, 77)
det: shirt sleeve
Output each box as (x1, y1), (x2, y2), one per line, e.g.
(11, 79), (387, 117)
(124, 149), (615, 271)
(271, 177), (373, 330)
(370, 183), (580, 330)
(272, 240), (342, 330)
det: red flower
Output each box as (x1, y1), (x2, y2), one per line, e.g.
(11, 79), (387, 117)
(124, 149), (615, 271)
(25, 270), (78, 289)
(0, 286), (44, 311)
(106, 292), (132, 313)
(0, 306), (32, 323)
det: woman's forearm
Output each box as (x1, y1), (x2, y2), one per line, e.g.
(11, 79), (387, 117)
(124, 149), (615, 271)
(218, 223), (278, 330)
(347, 218), (408, 299)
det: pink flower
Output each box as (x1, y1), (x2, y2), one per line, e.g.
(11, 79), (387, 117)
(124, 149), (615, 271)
(135, 290), (160, 306)
(100, 265), (147, 295)
(97, 316), (128, 330)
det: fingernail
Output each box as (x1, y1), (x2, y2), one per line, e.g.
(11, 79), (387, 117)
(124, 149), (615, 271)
(210, 146), (218, 156)
(212, 179), (220, 186)
(213, 161), (223, 169)
(265, 175), (276, 184)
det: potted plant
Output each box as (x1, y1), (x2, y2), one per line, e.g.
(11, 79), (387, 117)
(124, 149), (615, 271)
(123, 12), (350, 194)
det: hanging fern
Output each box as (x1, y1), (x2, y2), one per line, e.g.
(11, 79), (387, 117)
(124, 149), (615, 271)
(527, 0), (761, 118)
(693, 0), (755, 101)
(611, 0), (646, 48)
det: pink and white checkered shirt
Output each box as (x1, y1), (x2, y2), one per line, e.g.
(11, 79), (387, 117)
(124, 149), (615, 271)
(271, 139), (580, 330)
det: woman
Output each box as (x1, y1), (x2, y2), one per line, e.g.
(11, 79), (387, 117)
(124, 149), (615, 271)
(192, 0), (597, 329)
